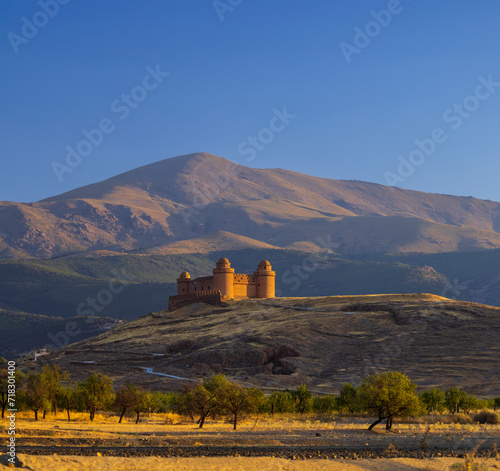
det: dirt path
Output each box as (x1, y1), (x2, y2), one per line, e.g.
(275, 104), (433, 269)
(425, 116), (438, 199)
(15, 455), (500, 471)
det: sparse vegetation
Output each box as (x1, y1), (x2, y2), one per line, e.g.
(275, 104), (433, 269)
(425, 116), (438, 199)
(7, 368), (496, 432)
(473, 410), (500, 424)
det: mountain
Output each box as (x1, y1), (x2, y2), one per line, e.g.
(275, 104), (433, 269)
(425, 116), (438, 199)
(1, 152), (500, 259)
(35, 295), (500, 396)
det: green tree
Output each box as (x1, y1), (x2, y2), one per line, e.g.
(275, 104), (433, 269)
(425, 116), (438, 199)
(460, 394), (480, 413)
(444, 387), (468, 414)
(357, 371), (422, 430)
(337, 383), (359, 414)
(151, 391), (179, 413)
(420, 388), (445, 413)
(23, 372), (51, 421)
(114, 384), (143, 423)
(56, 384), (79, 422)
(265, 390), (295, 415)
(41, 364), (69, 417)
(78, 372), (114, 421)
(177, 390), (196, 420)
(491, 397), (500, 411)
(0, 365), (24, 419)
(220, 383), (263, 430)
(181, 375), (228, 428)
(312, 394), (337, 414)
(131, 390), (150, 424)
(292, 384), (313, 414)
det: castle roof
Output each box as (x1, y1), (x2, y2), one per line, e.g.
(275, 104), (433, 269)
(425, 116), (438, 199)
(216, 257), (231, 268)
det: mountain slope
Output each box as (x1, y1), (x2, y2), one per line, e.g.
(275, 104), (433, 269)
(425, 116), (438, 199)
(41, 295), (500, 396)
(1, 152), (500, 258)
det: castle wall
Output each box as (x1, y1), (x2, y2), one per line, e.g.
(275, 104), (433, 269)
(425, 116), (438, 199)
(168, 290), (222, 310)
(188, 276), (213, 293)
(233, 273), (257, 298)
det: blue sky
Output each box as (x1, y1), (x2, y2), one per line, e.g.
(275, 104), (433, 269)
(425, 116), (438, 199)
(2, 0), (500, 202)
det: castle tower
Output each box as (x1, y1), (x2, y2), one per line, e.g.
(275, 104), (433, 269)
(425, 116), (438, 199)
(213, 257), (235, 300)
(255, 260), (276, 298)
(177, 271), (191, 295)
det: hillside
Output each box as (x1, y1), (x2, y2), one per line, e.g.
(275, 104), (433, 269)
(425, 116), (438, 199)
(37, 294), (500, 396)
(0, 249), (454, 356)
(1, 152), (500, 259)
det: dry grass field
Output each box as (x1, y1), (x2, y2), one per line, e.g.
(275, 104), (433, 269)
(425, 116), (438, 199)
(2, 411), (500, 470)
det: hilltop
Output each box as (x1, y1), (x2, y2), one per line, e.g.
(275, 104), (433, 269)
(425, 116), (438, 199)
(37, 294), (500, 396)
(1, 152), (500, 259)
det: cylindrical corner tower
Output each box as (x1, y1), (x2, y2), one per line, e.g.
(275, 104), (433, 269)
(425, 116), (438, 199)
(255, 260), (276, 298)
(213, 258), (235, 300)
(177, 271), (191, 295)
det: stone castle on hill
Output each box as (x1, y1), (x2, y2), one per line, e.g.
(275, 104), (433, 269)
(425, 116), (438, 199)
(168, 258), (275, 310)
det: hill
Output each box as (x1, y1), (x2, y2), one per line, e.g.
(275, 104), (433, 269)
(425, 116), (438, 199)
(1, 152), (500, 259)
(0, 249), (454, 356)
(36, 294), (500, 396)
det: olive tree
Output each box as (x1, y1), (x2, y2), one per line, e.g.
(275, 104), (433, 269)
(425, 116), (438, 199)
(23, 371), (51, 421)
(357, 371), (422, 430)
(220, 383), (263, 430)
(444, 387), (468, 414)
(77, 372), (114, 421)
(114, 384), (143, 423)
(291, 384), (313, 414)
(420, 388), (445, 414)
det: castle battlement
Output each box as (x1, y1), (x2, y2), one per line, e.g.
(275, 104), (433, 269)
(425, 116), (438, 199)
(168, 258), (275, 310)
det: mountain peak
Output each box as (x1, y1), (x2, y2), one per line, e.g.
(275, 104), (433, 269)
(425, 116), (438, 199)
(2, 151), (500, 259)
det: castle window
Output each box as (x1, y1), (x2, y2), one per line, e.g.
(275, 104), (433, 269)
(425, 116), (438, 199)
(182, 288), (185, 292)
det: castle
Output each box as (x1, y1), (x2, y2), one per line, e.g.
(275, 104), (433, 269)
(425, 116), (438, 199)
(168, 258), (275, 310)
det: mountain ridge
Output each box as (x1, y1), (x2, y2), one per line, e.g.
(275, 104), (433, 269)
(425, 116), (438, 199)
(1, 152), (500, 259)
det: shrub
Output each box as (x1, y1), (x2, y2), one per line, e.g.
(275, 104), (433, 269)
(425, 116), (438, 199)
(473, 410), (500, 424)
(164, 412), (183, 425)
(312, 395), (336, 414)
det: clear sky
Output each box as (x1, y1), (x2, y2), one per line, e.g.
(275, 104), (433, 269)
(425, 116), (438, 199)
(2, 0), (500, 203)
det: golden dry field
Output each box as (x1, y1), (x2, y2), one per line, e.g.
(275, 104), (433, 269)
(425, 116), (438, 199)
(2, 411), (500, 470)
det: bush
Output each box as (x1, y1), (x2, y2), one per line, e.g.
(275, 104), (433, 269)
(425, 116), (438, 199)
(473, 410), (500, 424)
(164, 412), (183, 425)
(312, 395), (336, 414)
